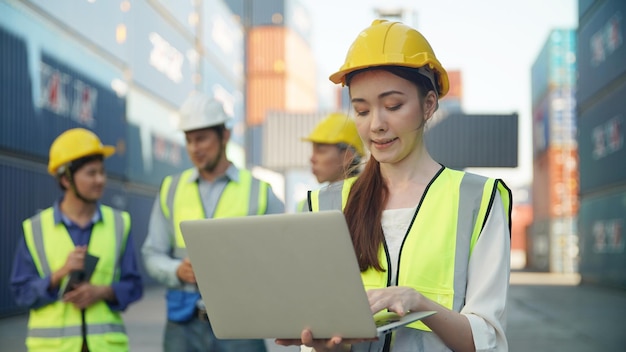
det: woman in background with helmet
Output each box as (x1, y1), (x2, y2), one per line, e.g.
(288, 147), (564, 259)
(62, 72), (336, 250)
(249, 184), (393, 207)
(278, 20), (512, 352)
(10, 128), (143, 352)
(298, 112), (365, 212)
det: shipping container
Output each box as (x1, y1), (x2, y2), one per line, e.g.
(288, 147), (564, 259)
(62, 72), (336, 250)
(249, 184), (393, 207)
(0, 13), (128, 178)
(200, 57), (245, 146)
(127, 0), (196, 108)
(528, 218), (551, 271)
(153, 0), (197, 37)
(532, 147), (579, 219)
(577, 0), (626, 107)
(533, 90), (551, 156)
(511, 203), (532, 269)
(22, 0), (128, 62)
(527, 217), (578, 273)
(425, 113), (518, 169)
(262, 111), (329, 170)
(224, 0), (312, 42)
(578, 189), (626, 289)
(577, 80), (626, 195)
(246, 26), (316, 125)
(531, 29), (576, 108)
(579, 0), (598, 21)
(201, 0), (245, 81)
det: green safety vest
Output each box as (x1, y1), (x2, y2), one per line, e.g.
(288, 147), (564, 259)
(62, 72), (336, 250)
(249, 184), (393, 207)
(309, 168), (511, 332)
(22, 205), (131, 352)
(159, 167), (269, 259)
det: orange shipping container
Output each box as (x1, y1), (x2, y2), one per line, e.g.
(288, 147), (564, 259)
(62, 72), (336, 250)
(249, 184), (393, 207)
(533, 146), (579, 220)
(246, 26), (317, 125)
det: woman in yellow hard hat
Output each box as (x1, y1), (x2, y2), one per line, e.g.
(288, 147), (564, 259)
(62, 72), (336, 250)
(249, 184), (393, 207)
(303, 112), (365, 184)
(10, 128), (143, 352)
(277, 20), (511, 352)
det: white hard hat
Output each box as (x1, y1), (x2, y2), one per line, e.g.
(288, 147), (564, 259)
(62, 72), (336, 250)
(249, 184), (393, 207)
(178, 93), (231, 132)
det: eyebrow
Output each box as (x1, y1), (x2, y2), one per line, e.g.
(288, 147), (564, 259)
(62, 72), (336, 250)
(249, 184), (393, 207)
(351, 90), (405, 103)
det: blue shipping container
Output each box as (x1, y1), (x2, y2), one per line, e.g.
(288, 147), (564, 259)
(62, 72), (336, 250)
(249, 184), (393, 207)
(577, 0), (626, 106)
(126, 123), (192, 187)
(578, 190), (626, 289)
(577, 81), (626, 194)
(0, 9), (128, 177)
(531, 29), (576, 108)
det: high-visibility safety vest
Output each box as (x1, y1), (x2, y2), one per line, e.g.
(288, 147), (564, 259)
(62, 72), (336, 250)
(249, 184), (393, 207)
(159, 168), (270, 320)
(309, 167), (511, 332)
(22, 205), (131, 352)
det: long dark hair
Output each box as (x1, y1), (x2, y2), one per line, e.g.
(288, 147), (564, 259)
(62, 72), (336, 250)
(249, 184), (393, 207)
(343, 66), (434, 272)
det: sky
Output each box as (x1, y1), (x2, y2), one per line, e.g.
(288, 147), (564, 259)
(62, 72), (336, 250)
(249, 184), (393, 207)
(300, 0), (578, 190)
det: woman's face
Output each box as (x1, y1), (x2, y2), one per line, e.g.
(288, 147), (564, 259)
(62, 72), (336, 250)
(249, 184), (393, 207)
(349, 69), (430, 165)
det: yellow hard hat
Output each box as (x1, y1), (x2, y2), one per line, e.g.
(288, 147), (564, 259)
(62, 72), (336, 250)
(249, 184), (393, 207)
(302, 113), (365, 156)
(329, 19), (449, 97)
(48, 128), (115, 175)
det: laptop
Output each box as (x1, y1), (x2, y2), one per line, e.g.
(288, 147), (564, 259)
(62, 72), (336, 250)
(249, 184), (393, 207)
(180, 210), (436, 339)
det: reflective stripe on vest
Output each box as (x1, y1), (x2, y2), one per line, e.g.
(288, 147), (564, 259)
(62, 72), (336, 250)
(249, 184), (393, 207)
(310, 168), (511, 332)
(160, 168), (269, 260)
(22, 206), (129, 351)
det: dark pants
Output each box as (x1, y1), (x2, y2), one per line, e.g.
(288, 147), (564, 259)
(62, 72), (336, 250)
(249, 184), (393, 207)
(163, 317), (267, 352)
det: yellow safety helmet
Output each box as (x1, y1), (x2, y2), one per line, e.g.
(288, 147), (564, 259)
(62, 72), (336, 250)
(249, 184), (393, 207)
(329, 19), (449, 98)
(302, 112), (365, 156)
(48, 128), (115, 176)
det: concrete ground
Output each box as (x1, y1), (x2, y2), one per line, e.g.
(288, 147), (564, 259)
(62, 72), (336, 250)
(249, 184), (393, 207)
(1, 272), (625, 351)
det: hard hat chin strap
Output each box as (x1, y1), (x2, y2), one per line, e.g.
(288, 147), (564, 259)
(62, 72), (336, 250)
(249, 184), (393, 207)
(63, 168), (97, 204)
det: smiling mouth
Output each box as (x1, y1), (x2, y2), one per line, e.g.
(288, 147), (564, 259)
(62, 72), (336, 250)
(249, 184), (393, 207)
(372, 137), (398, 145)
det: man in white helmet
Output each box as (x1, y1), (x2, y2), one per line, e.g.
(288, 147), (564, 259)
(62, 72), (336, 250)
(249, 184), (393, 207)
(142, 92), (284, 352)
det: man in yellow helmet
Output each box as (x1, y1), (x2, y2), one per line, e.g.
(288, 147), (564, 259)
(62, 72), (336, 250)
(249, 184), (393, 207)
(297, 113), (364, 212)
(141, 92), (284, 352)
(10, 128), (143, 352)
(303, 112), (364, 184)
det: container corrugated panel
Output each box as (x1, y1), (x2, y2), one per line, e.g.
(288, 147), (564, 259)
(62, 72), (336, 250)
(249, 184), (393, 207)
(531, 29), (577, 108)
(578, 189), (626, 289)
(247, 75), (286, 125)
(128, 0), (195, 108)
(224, 0), (311, 42)
(532, 147), (579, 220)
(579, 0), (597, 21)
(23, 0), (126, 61)
(126, 123), (192, 187)
(202, 0), (244, 81)
(532, 89), (551, 155)
(577, 0), (626, 107)
(246, 124), (264, 167)
(533, 149), (552, 220)
(511, 204), (532, 270)
(248, 26), (286, 74)
(528, 218), (551, 271)
(0, 25), (128, 178)
(0, 158), (58, 317)
(425, 113), (518, 168)
(262, 111), (329, 171)
(577, 80), (626, 195)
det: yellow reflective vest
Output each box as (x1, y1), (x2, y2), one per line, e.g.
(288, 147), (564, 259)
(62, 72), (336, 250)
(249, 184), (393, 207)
(22, 205), (131, 352)
(159, 167), (270, 258)
(309, 167), (511, 332)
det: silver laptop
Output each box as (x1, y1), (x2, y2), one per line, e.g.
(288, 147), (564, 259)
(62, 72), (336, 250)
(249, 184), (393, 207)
(180, 210), (435, 339)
